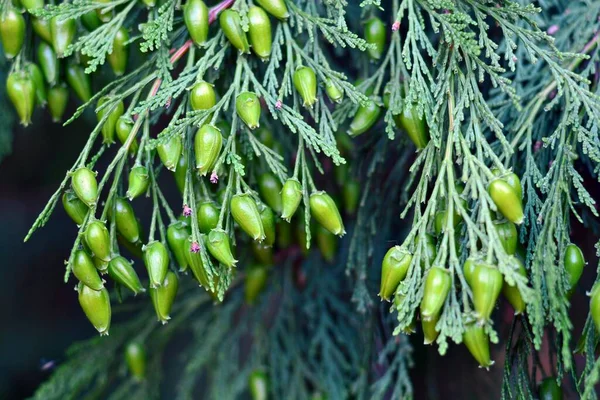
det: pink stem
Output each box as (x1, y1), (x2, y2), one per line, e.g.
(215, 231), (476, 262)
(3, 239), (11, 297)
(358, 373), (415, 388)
(209, 0), (235, 23)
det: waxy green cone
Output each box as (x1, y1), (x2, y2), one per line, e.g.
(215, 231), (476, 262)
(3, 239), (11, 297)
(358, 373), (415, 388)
(144, 241), (169, 288)
(245, 264), (268, 305)
(231, 194), (265, 241)
(422, 313), (440, 345)
(379, 246), (412, 301)
(236, 92), (261, 130)
(38, 42), (59, 85)
(281, 179), (302, 221)
(463, 323), (493, 368)
(127, 166), (150, 200)
(157, 134), (182, 171)
(564, 243), (585, 294)
(97, 96), (125, 145)
(174, 151), (188, 193)
(396, 103), (430, 149)
(21, 0), (44, 11)
(184, 243), (210, 288)
(6, 70), (36, 126)
(494, 220), (518, 255)
(206, 229), (237, 267)
(66, 63), (92, 102)
(248, 6), (272, 60)
(420, 267), (451, 321)
(492, 168), (522, 199)
(108, 256), (145, 295)
(252, 241), (273, 265)
(125, 342), (146, 380)
(316, 225), (337, 263)
(72, 250), (104, 291)
(32, 17), (52, 43)
(197, 201), (219, 234)
(115, 116), (139, 154)
(112, 197), (140, 243)
(463, 258), (476, 287)
(590, 284), (600, 334)
(470, 263), (503, 321)
(260, 206), (276, 247)
(325, 79), (344, 103)
(25, 63), (47, 106)
(348, 100), (380, 137)
(62, 189), (88, 225)
(488, 179), (524, 224)
(293, 66), (317, 108)
(0, 7), (25, 59)
(190, 80), (216, 111)
(78, 282), (111, 335)
(309, 191), (345, 236)
(183, 0), (209, 46)
(258, 173), (283, 214)
(108, 27), (129, 76)
(194, 125), (222, 176)
(85, 220), (111, 262)
(81, 11), (102, 31)
(71, 167), (98, 206)
(220, 9), (250, 53)
(502, 258), (527, 315)
(50, 16), (76, 58)
(342, 179), (360, 216)
(48, 84), (69, 122)
(538, 378), (563, 400)
(149, 271), (178, 323)
(364, 17), (386, 60)
(167, 222), (189, 271)
(255, 0), (288, 20)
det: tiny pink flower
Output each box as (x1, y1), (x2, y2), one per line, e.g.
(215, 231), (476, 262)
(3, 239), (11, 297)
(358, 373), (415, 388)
(512, 56), (518, 63)
(210, 172), (219, 184)
(534, 140), (542, 152)
(549, 90), (557, 100)
(190, 242), (200, 253)
(132, 114), (139, 121)
(183, 204), (192, 217)
(392, 21), (400, 31)
(547, 25), (559, 35)
(165, 96), (172, 108)
(275, 100), (282, 110)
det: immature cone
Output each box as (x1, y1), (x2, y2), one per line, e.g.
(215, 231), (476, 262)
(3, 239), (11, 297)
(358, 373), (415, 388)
(590, 284), (600, 334)
(112, 197), (140, 243)
(206, 229), (237, 268)
(422, 312), (440, 345)
(108, 256), (145, 295)
(395, 103), (430, 149)
(245, 264), (269, 305)
(184, 242), (210, 288)
(220, 9), (250, 53)
(492, 168), (522, 199)
(115, 116), (139, 154)
(470, 263), (503, 321)
(255, 0), (289, 20)
(0, 7), (25, 59)
(32, 15), (52, 43)
(343, 179), (360, 216)
(248, 6), (272, 60)
(62, 190), (89, 225)
(348, 100), (381, 137)
(280, 179), (302, 221)
(25, 63), (47, 106)
(309, 191), (345, 236)
(197, 201), (219, 234)
(416, 234), (437, 269)
(258, 173), (283, 214)
(194, 125), (223, 176)
(564, 243), (585, 295)
(97, 96), (125, 145)
(81, 11), (102, 31)
(463, 323), (493, 368)
(379, 246), (412, 301)
(108, 27), (129, 76)
(149, 271), (178, 324)
(144, 241), (169, 288)
(253, 242), (273, 265)
(364, 17), (386, 60)
(463, 258), (476, 287)
(420, 267), (451, 321)
(502, 258), (527, 315)
(183, 0), (209, 46)
(174, 152), (188, 194)
(231, 194), (265, 241)
(50, 16), (76, 58)
(166, 222), (190, 271)
(127, 166), (150, 200)
(157, 134), (183, 171)
(190, 81), (216, 111)
(72, 250), (104, 291)
(48, 84), (69, 123)
(78, 282), (111, 335)
(325, 79), (344, 103)
(493, 220), (517, 255)
(125, 342), (146, 380)
(6, 71), (36, 126)
(538, 378), (563, 400)
(66, 63), (92, 102)
(236, 92), (261, 129)
(293, 66), (318, 108)
(260, 206), (276, 247)
(85, 220), (111, 262)
(37, 42), (59, 85)
(488, 178), (524, 224)
(316, 225), (337, 263)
